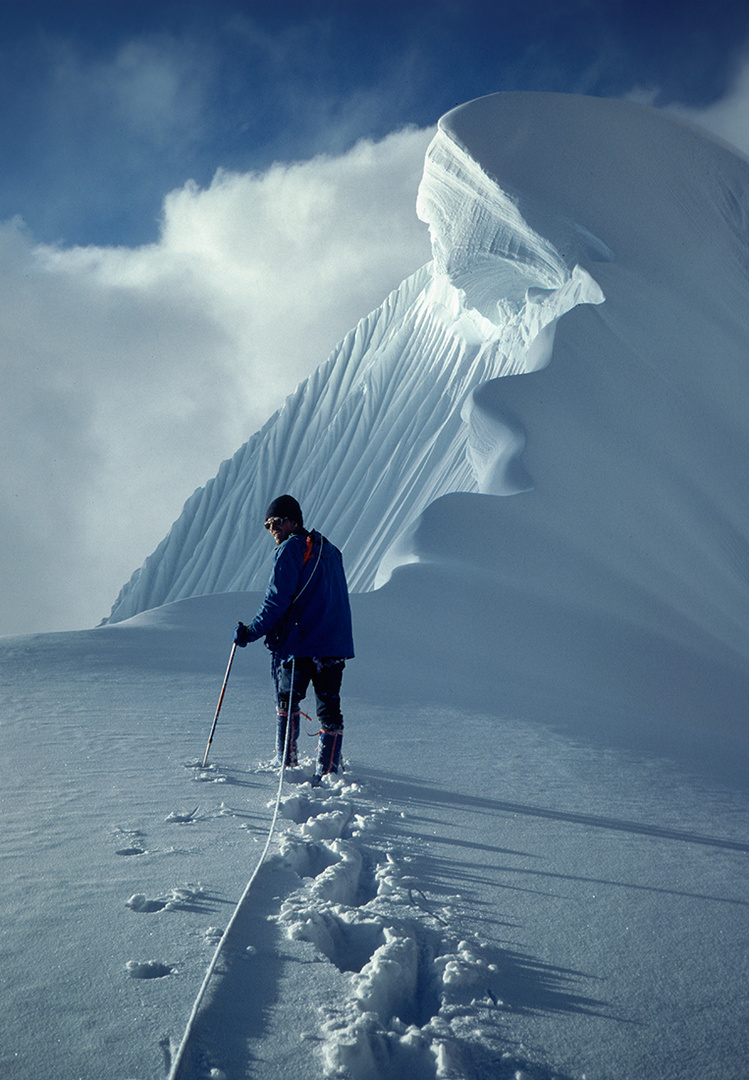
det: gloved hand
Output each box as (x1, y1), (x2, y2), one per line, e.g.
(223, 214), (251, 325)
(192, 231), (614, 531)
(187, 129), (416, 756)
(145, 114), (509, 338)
(233, 621), (251, 647)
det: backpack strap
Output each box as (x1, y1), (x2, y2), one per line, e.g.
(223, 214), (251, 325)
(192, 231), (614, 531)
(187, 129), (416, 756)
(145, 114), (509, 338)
(295, 532), (323, 604)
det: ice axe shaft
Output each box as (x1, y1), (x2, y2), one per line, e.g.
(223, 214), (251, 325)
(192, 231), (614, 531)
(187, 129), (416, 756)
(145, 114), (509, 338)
(202, 643), (237, 767)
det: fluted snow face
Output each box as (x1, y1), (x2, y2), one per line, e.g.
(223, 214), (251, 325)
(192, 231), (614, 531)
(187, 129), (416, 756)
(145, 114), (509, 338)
(105, 108), (602, 623)
(109, 88), (749, 673)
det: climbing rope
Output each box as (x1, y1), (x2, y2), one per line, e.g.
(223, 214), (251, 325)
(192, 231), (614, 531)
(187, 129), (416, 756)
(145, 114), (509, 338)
(166, 659), (295, 1080)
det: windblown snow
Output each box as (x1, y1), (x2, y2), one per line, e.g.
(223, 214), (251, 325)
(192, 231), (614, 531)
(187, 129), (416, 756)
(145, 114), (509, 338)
(2, 93), (749, 1080)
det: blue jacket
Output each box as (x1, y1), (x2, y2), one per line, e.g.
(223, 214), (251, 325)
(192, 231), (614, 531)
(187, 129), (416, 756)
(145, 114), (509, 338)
(246, 530), (354, 661)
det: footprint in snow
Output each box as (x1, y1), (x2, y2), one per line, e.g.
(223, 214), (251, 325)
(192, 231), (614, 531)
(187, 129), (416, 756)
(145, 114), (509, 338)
(165, 806), (200, 823)
(125, 885), (206, 913)
(189, 762), (229, 784)
(113, 826), (147, 856)
(126, 893), (167, 913)
(279, 790), (355, 839)
(274, 775), (524, 1078)
(125, 960), (174, 979)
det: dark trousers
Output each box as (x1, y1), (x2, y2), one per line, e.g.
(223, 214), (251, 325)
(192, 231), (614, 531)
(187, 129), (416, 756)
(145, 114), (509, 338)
(275, 657), (345, 732)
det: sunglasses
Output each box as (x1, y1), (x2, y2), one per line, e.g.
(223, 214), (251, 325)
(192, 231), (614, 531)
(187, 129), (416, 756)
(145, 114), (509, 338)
(264, 516), (289, 530)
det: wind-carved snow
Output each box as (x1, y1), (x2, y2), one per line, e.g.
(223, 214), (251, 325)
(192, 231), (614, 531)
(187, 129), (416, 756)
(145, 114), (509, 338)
(104, 115), (603, 622)
(103, 87), (749, 766)
(425, 92), (749, 678)
(102, 86), (749, 764)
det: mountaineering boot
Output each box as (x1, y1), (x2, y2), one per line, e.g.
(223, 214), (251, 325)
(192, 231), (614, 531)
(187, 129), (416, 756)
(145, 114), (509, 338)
(313, 727), (342, 783)
(276, 712), (300, 767)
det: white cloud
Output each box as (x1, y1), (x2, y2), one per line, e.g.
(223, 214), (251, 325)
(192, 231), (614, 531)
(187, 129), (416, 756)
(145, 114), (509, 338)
(0, 127), (434, 635)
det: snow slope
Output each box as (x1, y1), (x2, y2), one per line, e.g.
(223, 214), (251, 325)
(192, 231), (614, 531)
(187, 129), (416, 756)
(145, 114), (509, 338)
(1, 594), (747, 1080)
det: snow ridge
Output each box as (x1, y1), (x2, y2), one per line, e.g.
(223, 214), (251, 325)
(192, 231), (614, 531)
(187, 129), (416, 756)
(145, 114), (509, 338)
(104, 118), (602, 623)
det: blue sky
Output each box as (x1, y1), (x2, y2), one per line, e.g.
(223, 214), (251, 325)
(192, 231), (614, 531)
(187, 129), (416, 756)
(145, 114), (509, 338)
(3, 0), (749, 635)
(3, 0), (749, 246)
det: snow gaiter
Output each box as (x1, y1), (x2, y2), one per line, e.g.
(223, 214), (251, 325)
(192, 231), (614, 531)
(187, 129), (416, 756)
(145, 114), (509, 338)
(317, 727), (342, 776)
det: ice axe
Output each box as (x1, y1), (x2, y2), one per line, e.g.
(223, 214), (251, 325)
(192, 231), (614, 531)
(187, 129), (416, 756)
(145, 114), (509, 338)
(201, 643), (237, 767)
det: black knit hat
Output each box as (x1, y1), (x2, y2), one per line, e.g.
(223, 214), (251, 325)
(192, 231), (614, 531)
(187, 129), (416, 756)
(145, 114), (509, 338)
(264, 494), (303, 527)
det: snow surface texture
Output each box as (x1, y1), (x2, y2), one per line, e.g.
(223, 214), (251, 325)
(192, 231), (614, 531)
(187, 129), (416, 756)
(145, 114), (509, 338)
(1, 596), (747, 1080)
